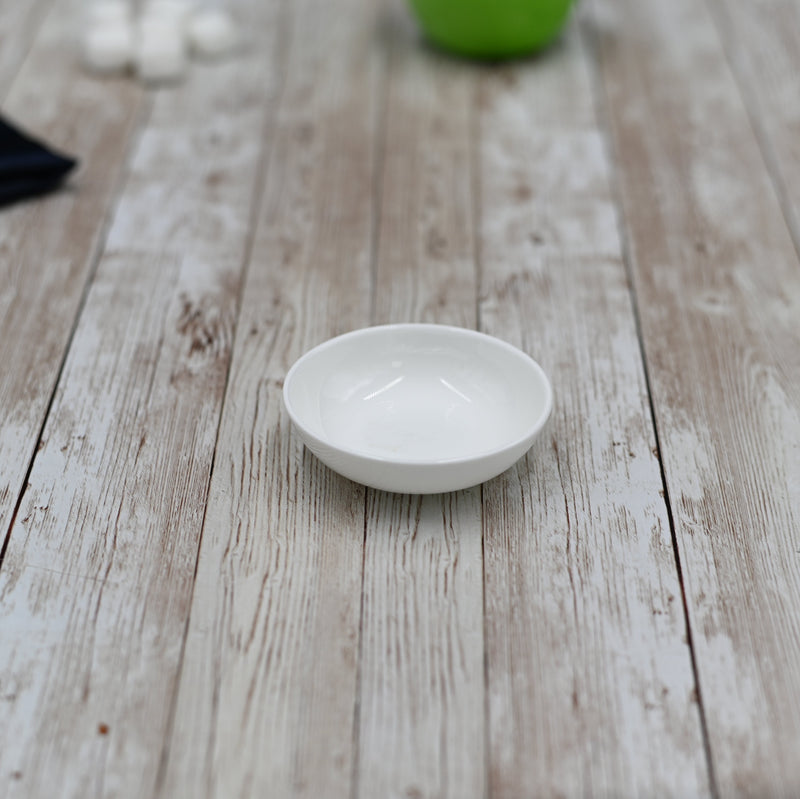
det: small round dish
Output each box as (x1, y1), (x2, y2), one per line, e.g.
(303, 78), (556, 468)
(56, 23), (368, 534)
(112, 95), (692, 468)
(282, 324), (553, 494)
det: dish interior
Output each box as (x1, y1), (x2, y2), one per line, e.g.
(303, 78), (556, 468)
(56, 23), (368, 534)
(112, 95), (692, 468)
(286, 327), (550, 463)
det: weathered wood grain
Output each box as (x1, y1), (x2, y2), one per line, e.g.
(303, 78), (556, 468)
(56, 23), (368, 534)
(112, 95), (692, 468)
(356, 5), (485, 797)
(3, 0), (799, 795)
(0, 0), (144, 551)
(371, 6), (478, 329)
(478, 17), (710, 797)
(160, 0), (382, 796)
(707, 0), (800, 263)
(592, 0), (800, 794)
(0, 0), (52, 99)
(0, 1), (283, 796)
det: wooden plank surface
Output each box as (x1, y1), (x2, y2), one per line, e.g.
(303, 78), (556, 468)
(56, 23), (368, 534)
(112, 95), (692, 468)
(356, 5), (485, 797)
(592, 0), (800, 793)
(0, 0), (52, 99)
(0, 0), (145, 549)
(708, 0), (800, 256)
(478, 16), (710, 797)
(160, 0), (380, 795)
(0, 0), (281, 795)
(2, 0), (799, 796)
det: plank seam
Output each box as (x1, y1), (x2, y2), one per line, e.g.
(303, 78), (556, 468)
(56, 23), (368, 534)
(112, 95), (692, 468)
(471, 76), (484, 338)
(470, 70), (491, 799)
(0, 0), (54, 104)
(580, 4), (721, 797)
(352, 2), (390, 791)
(349, 502), (370, 799)
(149, 0), (298, 794)
(367, 19), (390, 328)
(0, 93), (154, 574)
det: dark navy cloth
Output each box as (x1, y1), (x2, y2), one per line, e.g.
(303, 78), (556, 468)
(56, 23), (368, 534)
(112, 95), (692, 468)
(0, 115), (77, 206)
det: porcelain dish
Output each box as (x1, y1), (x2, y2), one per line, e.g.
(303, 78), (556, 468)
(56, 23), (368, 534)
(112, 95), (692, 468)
(282, 324), (553, 494)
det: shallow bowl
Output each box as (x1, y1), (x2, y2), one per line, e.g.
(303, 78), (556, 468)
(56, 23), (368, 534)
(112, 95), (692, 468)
(283, 324), (553, 494)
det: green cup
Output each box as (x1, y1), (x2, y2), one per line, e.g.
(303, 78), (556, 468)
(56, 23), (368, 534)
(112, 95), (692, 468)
(407, 0), (573, 59)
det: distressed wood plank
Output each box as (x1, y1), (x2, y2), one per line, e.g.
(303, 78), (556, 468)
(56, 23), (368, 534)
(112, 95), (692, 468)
(707, 0), (800, 259)
(0, 0), (144, 549)
(479, 17), (710, 797)
(160, 0), (382, 795)
(0, 0), (53, 99)
(0, 1), (283, 796)
(356, 5), (485, 798)
(592, 0), (800, 794)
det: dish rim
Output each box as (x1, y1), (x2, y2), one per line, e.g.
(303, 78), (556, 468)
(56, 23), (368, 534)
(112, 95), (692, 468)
(282, 323), (554, 467)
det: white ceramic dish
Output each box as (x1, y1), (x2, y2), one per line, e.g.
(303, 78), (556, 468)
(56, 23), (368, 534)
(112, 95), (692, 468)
(282, 324), (553, 494)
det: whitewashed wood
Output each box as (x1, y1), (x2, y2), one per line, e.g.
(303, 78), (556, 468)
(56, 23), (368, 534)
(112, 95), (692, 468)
(707, 0), (800, 268)
(0, 0), (52, 97)
(371, 6), (478, 329)
(593, 0), (800, 794)
(478, 18), (710, 797)
(356, 5), (485, 797)
(0, 0), (144, 546)
(3, 0), (797, 795)
(0, 1), (281, 795)
(161, 0), (381, 795)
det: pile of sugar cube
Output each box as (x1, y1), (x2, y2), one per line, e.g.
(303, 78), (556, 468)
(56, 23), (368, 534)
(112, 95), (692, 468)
(82, 0), (239, 84)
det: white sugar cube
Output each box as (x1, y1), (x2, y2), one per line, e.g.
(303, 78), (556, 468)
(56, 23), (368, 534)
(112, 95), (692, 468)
(135, 24), (187, 83)
(83, 20), (135, 73)
(141, 0), (194, 31)
(187, 8), (238, 59)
